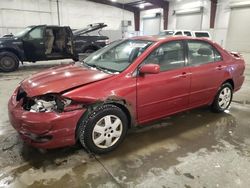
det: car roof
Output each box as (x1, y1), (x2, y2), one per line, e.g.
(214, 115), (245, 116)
(131, 35), (211, 42)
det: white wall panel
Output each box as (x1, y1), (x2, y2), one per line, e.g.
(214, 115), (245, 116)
(143, 17), (161, 35)
(226, 7), (250, 52)
(0, 0), (134, 37)
(176, 13), (202, 30)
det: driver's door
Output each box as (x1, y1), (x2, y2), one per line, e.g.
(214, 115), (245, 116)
(136, 41), (191, 124)
(22, 26), (45, 61)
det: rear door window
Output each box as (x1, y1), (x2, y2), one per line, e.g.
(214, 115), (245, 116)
(187, 41), (222, 66)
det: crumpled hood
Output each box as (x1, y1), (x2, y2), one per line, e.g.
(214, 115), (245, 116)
(21, 63), (113, 97)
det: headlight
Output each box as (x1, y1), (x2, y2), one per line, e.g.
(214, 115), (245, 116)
(28, 94), (73, 113)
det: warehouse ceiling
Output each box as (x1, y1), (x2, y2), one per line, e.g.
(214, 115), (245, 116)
(87, 0), (169, 11)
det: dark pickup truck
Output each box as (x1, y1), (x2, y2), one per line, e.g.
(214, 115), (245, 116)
(0, 23), (109, 72)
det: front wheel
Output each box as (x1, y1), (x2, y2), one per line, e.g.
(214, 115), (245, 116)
(211, 83), (233, 113)
(77, 104), (128, 154)
(0, 52), (19, 72)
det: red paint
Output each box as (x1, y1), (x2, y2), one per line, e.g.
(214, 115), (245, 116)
(8, 36), (245, 149)
(21, 63), (113, 97)
(139, 64), (160, 74)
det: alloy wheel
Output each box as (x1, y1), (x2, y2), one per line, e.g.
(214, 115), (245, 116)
(92, 115), (123, 149)
(218, 87), (232, 109)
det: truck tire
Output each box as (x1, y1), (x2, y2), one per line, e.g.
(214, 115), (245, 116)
(72, 56), (79, 62)
(0, 52), (19, 72)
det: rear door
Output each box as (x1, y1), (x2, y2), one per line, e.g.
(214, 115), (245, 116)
(187, 40), (224, 108)
(136, 40), (191, 123)
(22, 26), (45, 61)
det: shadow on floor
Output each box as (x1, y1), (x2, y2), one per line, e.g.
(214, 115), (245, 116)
(16, 106), (236, 169)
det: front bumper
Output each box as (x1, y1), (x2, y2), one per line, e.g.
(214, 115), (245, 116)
(8, 94), (86, 149)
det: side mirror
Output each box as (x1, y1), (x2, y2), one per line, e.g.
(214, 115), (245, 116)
(139, 64), (160, 75)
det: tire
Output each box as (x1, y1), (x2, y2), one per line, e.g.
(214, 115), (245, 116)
(77, 104), (128, 154)
(0, 52), (19, 72)
(72, 56), (79, 62)
(211, 83), (233, 113)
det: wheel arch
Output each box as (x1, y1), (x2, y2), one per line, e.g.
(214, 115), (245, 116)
(222, 79), (234, 90)
(0, 48), (22, 62)
(105, 101), (132, 129)
(75, 98), (134, 142)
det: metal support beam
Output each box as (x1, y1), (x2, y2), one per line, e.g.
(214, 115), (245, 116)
(87, 0), (138, 13)
(134, 10), (140, 31)
(140, 5), (159, 11)
(163, 3), (169, 30)
(144, 0), (168, 8)
(87, 0), (140, 31)
(210, 0), (217, 28)
(56, 0), (60, 25)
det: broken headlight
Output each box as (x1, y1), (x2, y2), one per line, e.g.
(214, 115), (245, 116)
(26, 94), (77, 113)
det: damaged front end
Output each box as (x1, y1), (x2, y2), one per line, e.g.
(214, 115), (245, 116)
(17, 87), (84, 113)
(8, 87), (87, 149)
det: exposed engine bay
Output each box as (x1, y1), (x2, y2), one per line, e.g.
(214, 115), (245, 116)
(30, 99), (58, 112)
(20, 93), (71, 113)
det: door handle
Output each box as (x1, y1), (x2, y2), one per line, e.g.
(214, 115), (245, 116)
(216, 65), (222, 70)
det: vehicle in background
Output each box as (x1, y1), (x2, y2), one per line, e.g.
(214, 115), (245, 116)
(0, 23), (109, 72)
(8, 36), (245, 154)
(73, 23), (109, 54)
(0, 25), (78, 72)
(159, 30), (211, 39)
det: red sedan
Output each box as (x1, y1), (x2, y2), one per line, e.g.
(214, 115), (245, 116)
(8, 36), (245, 154)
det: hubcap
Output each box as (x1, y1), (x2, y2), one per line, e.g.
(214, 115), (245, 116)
(0, 56), (15, 69)
(92, 115), (123, 149)
(218, 87), (232, 109)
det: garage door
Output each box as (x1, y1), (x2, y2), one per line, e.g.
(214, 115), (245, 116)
(143, 17), (161, 35)
(176, 13), (202, 30)
(226, 7), (250, 53)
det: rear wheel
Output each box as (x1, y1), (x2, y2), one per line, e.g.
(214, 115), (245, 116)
(77, 104), (128, 154)
(211, 83), (233, 113)
(0, 52), (19, 72)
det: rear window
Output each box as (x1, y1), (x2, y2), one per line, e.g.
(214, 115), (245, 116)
(175, 31), (182, 35)
(194, 32), (209, 38)
(184, 31), (192, 36)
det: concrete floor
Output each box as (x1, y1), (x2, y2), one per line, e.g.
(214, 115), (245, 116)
(0, 55), (250, 188)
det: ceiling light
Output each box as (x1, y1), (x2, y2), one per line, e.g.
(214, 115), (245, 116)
(139, 4), (145, 9)
(111, 0), (117, 2)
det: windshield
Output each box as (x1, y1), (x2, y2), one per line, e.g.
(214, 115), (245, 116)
(15, 27), (33, 38)
(83, 39), (153, 73)
(159, 31), (174, 36)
